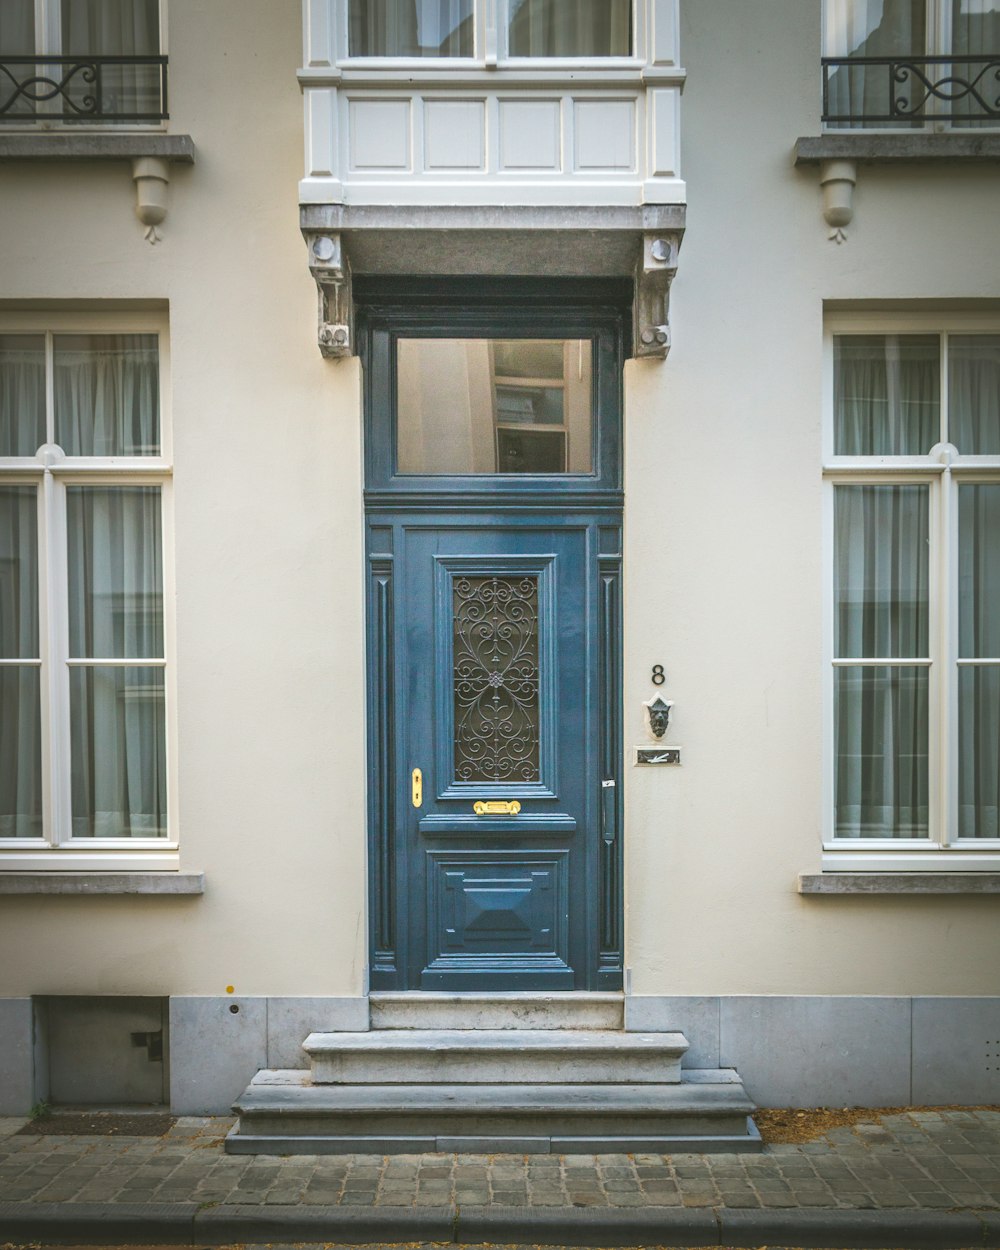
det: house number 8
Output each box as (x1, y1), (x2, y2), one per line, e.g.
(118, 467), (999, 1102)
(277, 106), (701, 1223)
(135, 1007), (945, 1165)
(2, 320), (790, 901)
(651, 665), (665, 686)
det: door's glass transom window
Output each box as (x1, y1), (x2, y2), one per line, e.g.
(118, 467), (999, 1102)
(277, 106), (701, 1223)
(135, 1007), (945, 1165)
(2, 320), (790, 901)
(347, 0), (633, 59)
(0, 0), (163, 124)
(826, 322), (1000, 862)
(397, 338), (593, 475)
(0, 322), (172, 866)
(823, 0), (1000, 129)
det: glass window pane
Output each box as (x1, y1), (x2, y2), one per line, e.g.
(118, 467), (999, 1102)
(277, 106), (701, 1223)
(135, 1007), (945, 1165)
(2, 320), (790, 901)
(825, 0), (926, 127)
(0, 667), (42, 839)
(61, 0), (160, 53)
(959, 666), (1000, 839)
(835, 666), (929, 838)
(54, 335), (159, 457)
(397, 338), (592, 475)
(0, 336), (45, 457)
(834, 335), (939, 454)
(0, 486), (38, 659)
(349, 0), (473, 56)
(950, 0), (1000, 127)
(67, 487), (163, 659)
(950, 335), (1000, 454)
(0, 0), (35, 53)
(508, 0), (631, 56)
(835, 485), (929, 658)
(959, 484), (1000, 658)
(454, 575), (540, 783)
(70, 665), (166, 838)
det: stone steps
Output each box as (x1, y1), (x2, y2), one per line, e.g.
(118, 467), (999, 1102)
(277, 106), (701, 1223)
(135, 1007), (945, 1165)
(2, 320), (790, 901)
(226, 1071), (762, 1155)
(302, 1028), (687, 1084)
(369, 991), (624, 1031)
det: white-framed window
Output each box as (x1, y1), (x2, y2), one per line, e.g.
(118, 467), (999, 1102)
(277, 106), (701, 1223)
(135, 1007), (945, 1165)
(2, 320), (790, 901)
(0, 312), (176, 871)
(0, 0), (166, 125)
(343, 0), (636, 62)
(823, 0), (1000, 130)
(823, 314), (1000, 871)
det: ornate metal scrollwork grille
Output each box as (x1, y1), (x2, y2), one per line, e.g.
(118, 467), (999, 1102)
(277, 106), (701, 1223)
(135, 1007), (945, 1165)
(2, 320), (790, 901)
(822, 56), (1000, 124)
(0, 56), (168, 123)
(453, 575), (540, 784)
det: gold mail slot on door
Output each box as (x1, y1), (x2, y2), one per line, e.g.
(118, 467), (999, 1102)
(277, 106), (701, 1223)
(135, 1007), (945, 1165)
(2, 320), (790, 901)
(473, 800), (522, 816)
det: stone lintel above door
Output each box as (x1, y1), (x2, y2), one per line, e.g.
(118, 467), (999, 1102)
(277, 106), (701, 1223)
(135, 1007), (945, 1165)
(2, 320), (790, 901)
(300, 204), (686, 362)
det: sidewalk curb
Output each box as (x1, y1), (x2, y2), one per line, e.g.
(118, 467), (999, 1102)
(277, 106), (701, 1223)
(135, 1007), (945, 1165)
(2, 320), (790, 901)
(0, 1200), (998, 1247)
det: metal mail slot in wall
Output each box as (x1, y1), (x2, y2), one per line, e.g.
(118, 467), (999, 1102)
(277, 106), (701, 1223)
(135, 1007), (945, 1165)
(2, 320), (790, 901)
(635, 746), (681, 765)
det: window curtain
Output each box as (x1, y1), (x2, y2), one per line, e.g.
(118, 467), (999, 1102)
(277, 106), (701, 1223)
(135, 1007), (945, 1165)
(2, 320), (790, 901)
(53, 335), (159, 456)
(0, 487), (42, 839)
(0, 336), (45, 456)
(951, 0), (1000, 127)
(834, 335), (940, 455)
(67, 486), (166, 839)
(950, 335), (1000, 454)
(60, 0), (160, 117)
(834, 485), (930, 837)
(958, 484), (1000, 838)
(826, 0), (926, 125)
(508, 0), (631, 56)
(349, 0), (473, 57)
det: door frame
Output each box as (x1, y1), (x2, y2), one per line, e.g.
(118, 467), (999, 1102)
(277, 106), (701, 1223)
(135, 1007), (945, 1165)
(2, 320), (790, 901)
(358, 277), (630, 991)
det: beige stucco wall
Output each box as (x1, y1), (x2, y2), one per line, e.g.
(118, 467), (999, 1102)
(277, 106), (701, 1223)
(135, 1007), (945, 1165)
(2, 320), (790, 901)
(0, 0), (369, 996)
(623, 0), (1000, 996)
(0, 0), (998, 1004)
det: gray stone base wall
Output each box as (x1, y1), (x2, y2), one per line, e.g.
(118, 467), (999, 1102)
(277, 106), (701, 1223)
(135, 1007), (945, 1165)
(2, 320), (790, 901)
(0, 994), (997, 1114)
(626, 996), (1000, 1108)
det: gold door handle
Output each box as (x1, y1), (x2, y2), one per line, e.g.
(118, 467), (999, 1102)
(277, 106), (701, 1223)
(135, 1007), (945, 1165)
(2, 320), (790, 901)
(412, 768), (422, 809)
(473, 800), (521, 816)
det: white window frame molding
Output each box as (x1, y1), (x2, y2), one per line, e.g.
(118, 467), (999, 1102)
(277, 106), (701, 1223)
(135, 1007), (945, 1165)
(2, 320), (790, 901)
(822, 311), (1000, 871)
(821, 0), (1000, 134)
(0, 309), (178, 871)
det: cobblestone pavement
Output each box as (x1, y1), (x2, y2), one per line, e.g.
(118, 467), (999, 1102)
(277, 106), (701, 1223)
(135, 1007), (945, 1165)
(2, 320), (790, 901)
(0, 1110), (998, 1213)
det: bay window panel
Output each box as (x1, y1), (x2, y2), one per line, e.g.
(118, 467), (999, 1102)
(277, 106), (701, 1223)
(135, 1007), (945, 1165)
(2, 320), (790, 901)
(54, 335), (159, 457)
(0, 486), (39, 659)
(958, 667), (1000, 839)
(834, 336), (939, 455)
(349, 0), (473, 57)
(835, 665), (930, 838)
(834, 484), (930, 659)
(508, 0), (632, 56)
(69, 665), (166, 839)
(67, 486), (163, 661)
(0, 667), (42, 839)
(950, 336), (1000, 455)
(0, 336), (45, 458)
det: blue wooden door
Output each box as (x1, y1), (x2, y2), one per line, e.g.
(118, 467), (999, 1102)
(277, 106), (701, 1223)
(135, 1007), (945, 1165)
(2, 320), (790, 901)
(361, 279), (627, 991)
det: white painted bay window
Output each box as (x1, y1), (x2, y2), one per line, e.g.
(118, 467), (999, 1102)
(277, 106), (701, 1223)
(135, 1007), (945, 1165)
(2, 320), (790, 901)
(825, 317), (1000, 869)
(823, 0), (1000, 128)
(0, 317), (175, 870)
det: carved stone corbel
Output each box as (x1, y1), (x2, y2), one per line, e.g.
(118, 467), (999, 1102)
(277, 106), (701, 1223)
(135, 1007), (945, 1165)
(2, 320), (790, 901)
(635, 232), (681, 360)
(304, 231), (354, 358)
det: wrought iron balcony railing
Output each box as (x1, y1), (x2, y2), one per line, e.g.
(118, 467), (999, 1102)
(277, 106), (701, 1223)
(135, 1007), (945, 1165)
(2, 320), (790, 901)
(822, 55), (1000, 125)
(0, 55), (168, 123)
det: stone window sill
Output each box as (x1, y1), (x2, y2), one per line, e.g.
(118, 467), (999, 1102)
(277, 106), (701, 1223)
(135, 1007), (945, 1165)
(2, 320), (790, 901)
(799, 872), (1000, 894)
(794, 134), (1000, 166)
(0, 134), (195, 163)
(0, 871), (204, 895)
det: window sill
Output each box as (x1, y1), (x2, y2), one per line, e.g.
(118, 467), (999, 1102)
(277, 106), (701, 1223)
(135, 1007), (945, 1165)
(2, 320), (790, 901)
(0, 871), (204, 895)
(794, 133), (1000, 165)
(0, 133), (195, 163)
(799, 872), (1000, 894)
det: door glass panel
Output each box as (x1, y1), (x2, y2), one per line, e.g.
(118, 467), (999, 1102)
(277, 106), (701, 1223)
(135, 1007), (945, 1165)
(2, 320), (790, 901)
(349, 0), (473, 56)
(508, 0), (631, 56)
(453, 575), (540, 783)
(397, 338), (592, 474)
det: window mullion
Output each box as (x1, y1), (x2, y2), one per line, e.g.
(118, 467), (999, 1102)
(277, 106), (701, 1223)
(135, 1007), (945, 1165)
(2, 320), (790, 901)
(41, 466), (70, 845)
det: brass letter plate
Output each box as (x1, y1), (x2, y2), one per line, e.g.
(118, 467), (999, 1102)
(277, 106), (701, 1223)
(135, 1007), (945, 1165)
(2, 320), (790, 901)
(473, 800), (522, 816)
